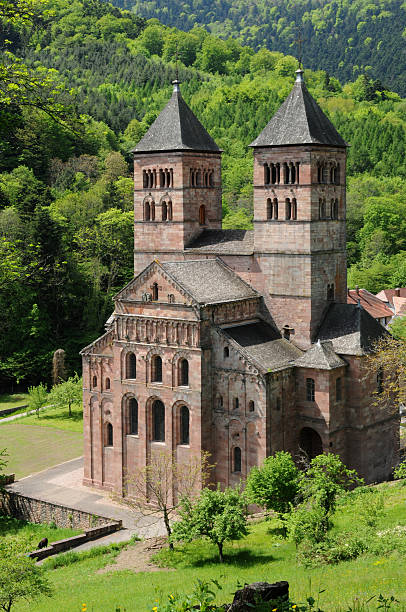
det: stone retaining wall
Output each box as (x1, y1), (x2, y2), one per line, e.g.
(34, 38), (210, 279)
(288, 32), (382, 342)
(28, 523), (121, 561)
(1, 490), (121, 531)
(0, 405), (28, 417)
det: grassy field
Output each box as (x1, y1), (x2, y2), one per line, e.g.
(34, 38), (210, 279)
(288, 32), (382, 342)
(0, 514), (80, 548)
(0, 422), (83, 478)
(0, 393), (28, 411)
(18, 402), (83, 432)
(13, 481), (406, 612)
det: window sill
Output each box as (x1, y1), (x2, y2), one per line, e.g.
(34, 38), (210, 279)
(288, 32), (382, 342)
(151, 440), (166, 444)
(126, 434), (139, 438)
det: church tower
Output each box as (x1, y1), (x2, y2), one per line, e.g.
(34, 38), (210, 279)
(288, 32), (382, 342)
(250, 69), (348, 349)
(132, 81), (222, 276)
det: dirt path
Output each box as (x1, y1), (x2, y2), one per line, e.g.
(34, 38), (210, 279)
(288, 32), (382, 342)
(98, 537), (173, 574)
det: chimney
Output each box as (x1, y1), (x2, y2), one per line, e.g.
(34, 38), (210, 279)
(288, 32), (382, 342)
(355, 285), (360, 295)
(395, 288), (400, 297)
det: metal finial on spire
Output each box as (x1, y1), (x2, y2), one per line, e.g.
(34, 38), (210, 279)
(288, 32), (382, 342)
(296, 26), (303, 70)
(172, 41), (181, 93)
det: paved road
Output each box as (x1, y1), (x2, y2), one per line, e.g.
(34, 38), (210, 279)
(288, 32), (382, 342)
(6, 457), (166, 539)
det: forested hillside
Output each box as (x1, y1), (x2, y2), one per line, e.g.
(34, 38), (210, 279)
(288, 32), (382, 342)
(1, 0), (406, 389)
(118, 0), (406, 96)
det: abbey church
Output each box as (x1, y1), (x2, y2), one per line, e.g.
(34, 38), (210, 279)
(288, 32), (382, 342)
(81, 70), (399, 494)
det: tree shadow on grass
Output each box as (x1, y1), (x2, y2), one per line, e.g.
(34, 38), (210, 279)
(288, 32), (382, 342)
(35, 407), (83, 424)
(187, 548), (277, 568)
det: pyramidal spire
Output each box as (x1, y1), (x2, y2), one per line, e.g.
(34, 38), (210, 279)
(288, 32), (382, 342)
(132, 79), (220, 154)
(250, 68), (347, 148)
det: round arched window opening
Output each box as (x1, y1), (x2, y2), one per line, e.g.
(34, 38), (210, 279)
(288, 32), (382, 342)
(299, 427), (323, 459)
(151, 355), (162, 382)
(128, 398), (138, 435)
(248, 400), (255, 412)
(233, 447), (242, 472)
(180, 405), (190, 445)
(106, 423), (113, 447)
(105, 377), (110, 390)
(92, 375), (97, 388)
(179, 359), (189, 386)
(152, 400), (165, 441)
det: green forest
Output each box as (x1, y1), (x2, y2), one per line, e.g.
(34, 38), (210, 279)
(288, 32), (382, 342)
(1, 0), (406, 389)
(116, 0), (406, 97)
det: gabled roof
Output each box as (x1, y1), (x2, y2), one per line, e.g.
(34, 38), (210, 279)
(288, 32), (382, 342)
(393, 296), (406, 316)
(186, 229), (254, 255)
(347, 288), (393, 320)
(294, 340), (346, 370)
(160, 259), (258, 305)
(132, 81), (220, 154)
(250, 70), (348, 148)
(223, 320), (302, 372)
(316, 303), (389, 356)
(376, 287), (406, 306)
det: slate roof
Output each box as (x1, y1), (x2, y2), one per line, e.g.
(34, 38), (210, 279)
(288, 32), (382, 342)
(294, 340), (346, 370)
(132, 82), (220, 154)
(161, 259), (258, 304)
(250, 70), (348, 148)
(186, 229), (254, 255)
(316, 303), (388, 356)
(347, 288), (393, 320)
(223, 320), (302, 372)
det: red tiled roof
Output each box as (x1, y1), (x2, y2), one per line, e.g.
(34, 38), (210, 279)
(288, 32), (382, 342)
(347, 289), (393, 320)
(375, 288), (406, 304)
(393, 296), (406, 316)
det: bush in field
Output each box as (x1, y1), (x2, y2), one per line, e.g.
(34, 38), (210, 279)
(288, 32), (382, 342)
(393, 461), (406, 480)
(27, 383), (48, 418)
(171, 485), (248, 562)
(246, 451), (300, 517)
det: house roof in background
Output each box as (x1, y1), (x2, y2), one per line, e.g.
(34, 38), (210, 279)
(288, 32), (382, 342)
(376, 288), (406, 305)
(347, 288), (393, 320)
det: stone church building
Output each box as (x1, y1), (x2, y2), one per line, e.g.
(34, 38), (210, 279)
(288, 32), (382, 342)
(81, 70), (398, 495)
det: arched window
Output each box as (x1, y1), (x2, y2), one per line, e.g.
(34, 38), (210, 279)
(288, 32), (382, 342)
(306, 378), (315, 402)
(248, 400), (255, 412)
(283, 162), (289, 184)
(105, 377), (110, 390)
(218, 395), (223, 408)
(152, 400), (165, 441)
(296, 162), (300, 183)
(233, 447), (242, 472)
(92, 375), (97, 388)
(319, 198), (326, 219)
(151, 355), (162, 383)
(143, 170), (148, 188)
(327, 283), (335, 301)
(264, 163), (270, 185)
(335, 163), (340, 184)
(336, 378), (342, 402)
(179, 359), (189, 386)
(168, 201), (173, 221)
(150, 201), (155, 221)
(159, 169), (165, 188)
(196, 170), (201, 186)
(290, 162), (296, 184)
(333, 199), (339, 220)
(180, 406), (190, 445)
(129, 398), (138, 435)
(271, 163), (277, 184)
(292, 198), (297, 220)
(199, 205), (206, 225)
(126, 353), (136, 379)
(190, 169), (195, 187)
(106, 423), (113, 447)
(273, 198), (278, 219)
(234, 397), (239, 410)
(224, 346), (229, 358)
(285, 198), (291, 220)
(266, 198), (273, 220)
(152, 282), (158, 301)
(299, 427), (323, 459)
(162, 201), (167, 221)
(144, 201), (150, 221)
(209, 171), (214, 187)
(377, 368), (384, 394)
(166, 169), (171, 187)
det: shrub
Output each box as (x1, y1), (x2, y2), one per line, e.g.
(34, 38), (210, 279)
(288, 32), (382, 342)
(393, 461), (406, 480)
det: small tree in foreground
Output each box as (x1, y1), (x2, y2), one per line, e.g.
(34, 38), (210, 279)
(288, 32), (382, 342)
(171, 485), (248, 562)
(49, 374), (82, 417)
(298, 453), (362, 533)
(27, 383), (48, 418)
(120, 450), (214, 549)
(0, 540), (52, 612)
(365, 335), (406, 410)
(246, 451), (300, 517)
(0, 449), (9, 488)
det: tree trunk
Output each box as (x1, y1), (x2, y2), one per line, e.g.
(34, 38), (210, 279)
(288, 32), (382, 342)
(218, 541), (224, 563)
(163, 506), (174, 550)
(68, 401), (72, 417)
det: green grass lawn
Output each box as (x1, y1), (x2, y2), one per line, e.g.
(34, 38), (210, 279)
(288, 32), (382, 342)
(0, 422), (83, 478)
(18, 402), (83, 432)
(0, 393), (28, 411)
(13, 482), (406, 612)
(0, 514), (80, 548)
